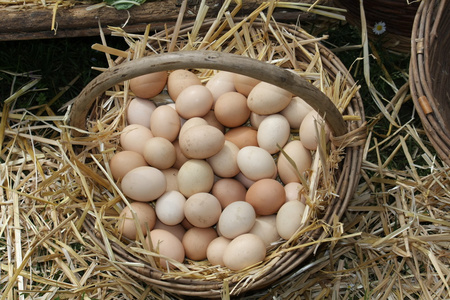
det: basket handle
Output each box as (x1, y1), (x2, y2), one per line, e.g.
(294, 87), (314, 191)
(69, 50), (347, 137)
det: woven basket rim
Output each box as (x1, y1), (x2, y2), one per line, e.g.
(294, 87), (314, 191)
(409, 0), (450, 166)
(70, 19), (366, 298)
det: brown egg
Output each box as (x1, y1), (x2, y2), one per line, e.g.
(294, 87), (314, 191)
(147, 229), (185, 268)
(153, 220), (186, 241)
(247, 82), (292, 115)
(120, 124), (154, 156)
(224, 126), (258, 149)
(121, 166), (166, 202)
(205, 71), (236, 103)
(172, 139), (190, 169)
(222, 233), (266, 271)
(211, 178), (247, 209)
(129, 71), (168, 99)
(150, 105), (181, 142)
(118, 202), (156, 240)
(202, 110), (225, 133)
(277, 140), (312, 184)
(206, 140), (240, 178)
(184, 192), (222, 228)
(175, 85), (214, 119)
(179, 124), (225, 159)
(245, 178), (286, 215)
(214, 92), (250, 128)
(280, 96), (313, 129)
(143, 137), (176, 170)
(109, 151), (148, 181)
(161, 168), (179, 192)
(233, 74), (260, 96)
(167, 69), (202, 101)
(182, 227), (218, 261)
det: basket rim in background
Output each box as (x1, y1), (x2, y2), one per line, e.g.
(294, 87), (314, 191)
(410, 0), (450, 166)
(69, 17), (366, 298)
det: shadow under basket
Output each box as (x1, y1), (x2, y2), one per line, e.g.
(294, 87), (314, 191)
(410, 0), (450, 165)
(68, 19), (366, 298)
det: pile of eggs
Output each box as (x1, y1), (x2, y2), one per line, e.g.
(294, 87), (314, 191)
(109, 69), (329, 271)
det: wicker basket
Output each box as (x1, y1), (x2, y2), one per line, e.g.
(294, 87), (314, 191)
(68, 18), (366, 298)
(410, 0), (450, 165)
(333, 0), (420, 53)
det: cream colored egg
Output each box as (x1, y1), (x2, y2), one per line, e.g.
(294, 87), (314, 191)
(205, 71), (236, 103)
(172, 139), (190, 169)
(207, 236), (231, 266)
(120, 124), (154, 156)
(155, 191), (186, 226)
(153, 220), (186, 241)
(143, 137), (176, 170)
(277, 140), (312, 184)
(121, 166), (166, 202)
(236, 146), (276, 181)
(147, 229), (185, 268)
(276, 200), (306, 240)
(179, 124), (225, 159)
(217, 201), (256, 239)
(247, 82), (292, 115)
(126, 97), (156, 128)
(284, 182), (306, 202)
(223, 233), (266, 271)
(280, 96), (313, 129)
(202, 110), (225, 133)
(206, 140), (240, 178)
(184, 192), (222, 228)
(150, 105), (181, 142)
(175, 85), (214, 119)
(249, 215), (280, 247)
(249, 112), (267, 129)
(256, 114), (290, 154)
(167, 69), (201, 101)
(109, 150), (148, 181)
(299, 110), (330, 151)
(179, 117), (208, 137)
(118, 202), (156, 240)
(177, 159), (214, 197)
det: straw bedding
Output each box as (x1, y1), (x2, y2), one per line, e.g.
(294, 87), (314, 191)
(1, 1), (449, 299)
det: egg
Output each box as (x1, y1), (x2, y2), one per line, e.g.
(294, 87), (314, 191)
(184, 192), (222, 228)
(177, 159), (214, 198)
(233, 74), (260, 96)
(157, 169), (177, 193)
(276, 200), (306, 240)
(153, 220), (186, 241)
(120, 124), (154, 156)
(223, 233), (266, 271)
(167, 69), (202, 101)
(155, 191), (186, 226)
(245, 178), (286, 215)
(175, 85), (214, 119)
(179, 124), (225, 159)
(206, 236), (231, 266)
(214, 92), (250, 128)
(182, 227), (218, 261)
(299, 110), (330, 151)
(129, 71), (168, 99)
(247, 82), (292, 115)
(202, 110), (225, 133)
(179, 117), (208, 137)
(172, 139), (190, 169)
(150, 105), (181, 142)
(217, 201), (256, 239)
(118, 202), (156, 240)
(284, 182), (306, 202)
(121, 166), (166, 202)
(277, 140), (312, 184)
(236, 146), (276, 181)
(234, 172), (255, 189)
(126, 97), (156, 128)
(109, 151), (148, 181)
(205, 71), (236, 103)
(256, 114), (290, 154)
(206, 140), (240, 178)
(280, 96), (313, 129)
(249, 112), (267, 129)
(224, 126), (258, 149)
(147, 229), (185, 268)
(211, 178), (247, 208)
(143, 137), (176, 170)
(249, 215), (280, 247)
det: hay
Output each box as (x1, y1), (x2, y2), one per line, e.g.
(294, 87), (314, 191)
(1, 1), (449, 299)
